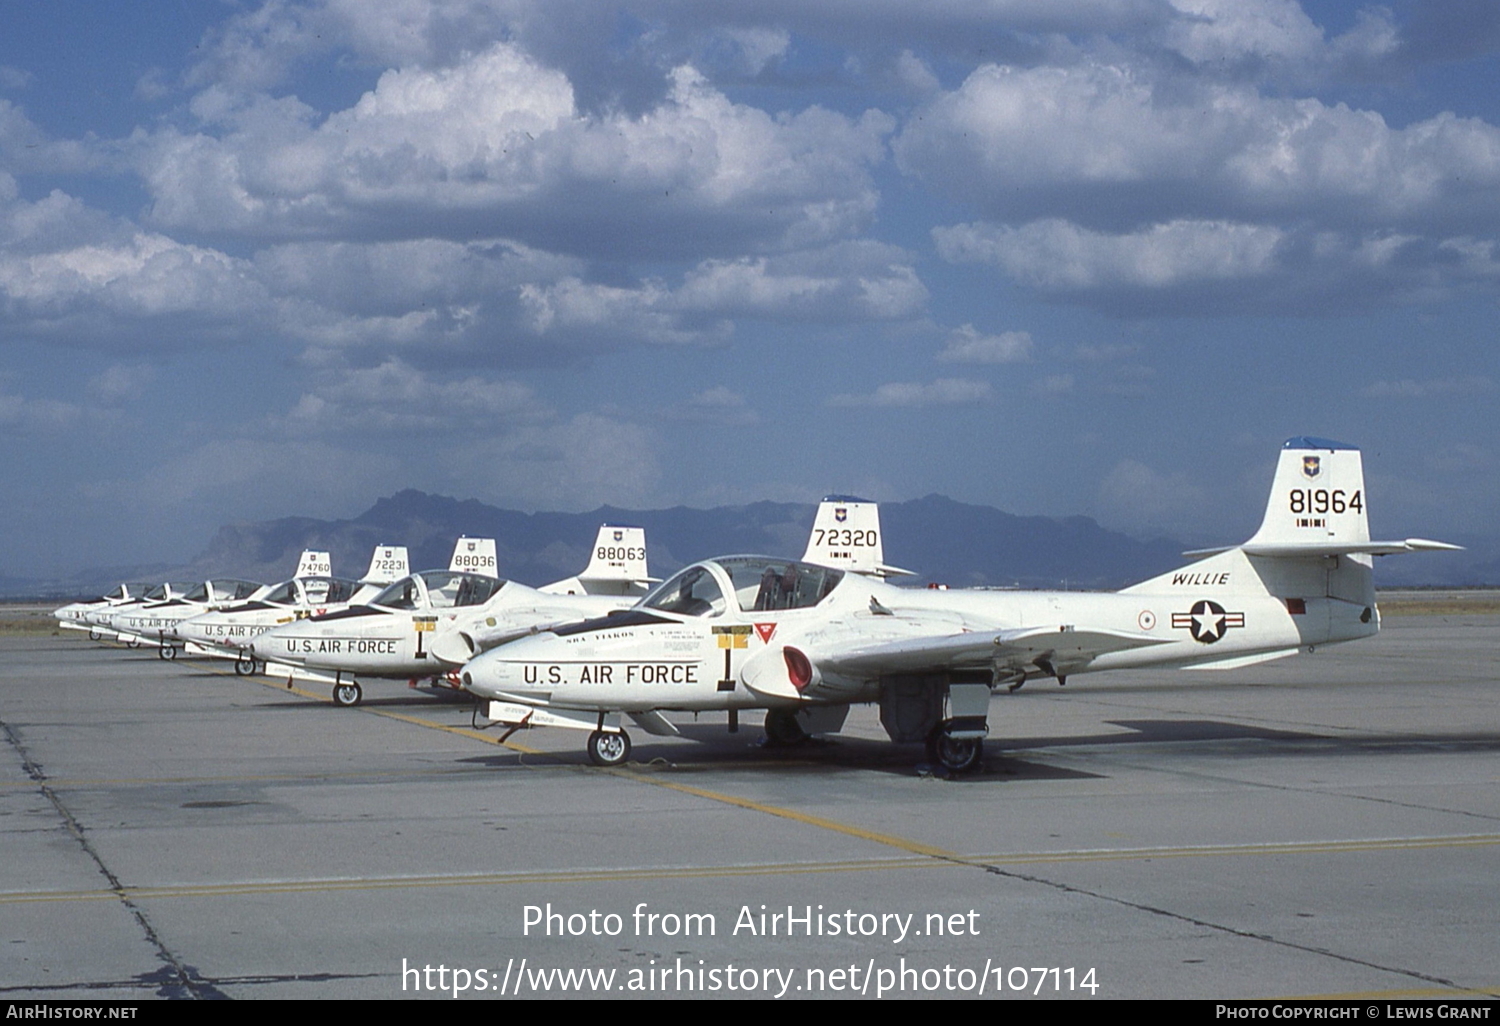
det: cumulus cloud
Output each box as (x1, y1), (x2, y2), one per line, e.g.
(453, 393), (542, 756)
(286, 358), (551, 432)
(1157, 0), (1399, 77)
(137, 44), (893, 260)
(663, 385), (758, 426)
(87, 364), (157, 404)
(0, 390), (86, 432)
(673, 241), (926, 322)
(0, 187), (276, 348)
(828, 378), (993, 408)
(936, 219), (1282, 290)
(895, 61), (1500, 233)
(937, 324), (1033, 364)
(934, 217), (1500, 312)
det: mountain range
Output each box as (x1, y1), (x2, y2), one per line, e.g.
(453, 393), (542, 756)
(8, 489), (1493, 599)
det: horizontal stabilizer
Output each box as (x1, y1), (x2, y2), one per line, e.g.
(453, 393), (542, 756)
(1186, 538), (1464, 559)
(1241, 538), (1463, 557)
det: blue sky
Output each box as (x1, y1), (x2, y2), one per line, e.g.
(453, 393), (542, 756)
(1, 0), (1497, 577)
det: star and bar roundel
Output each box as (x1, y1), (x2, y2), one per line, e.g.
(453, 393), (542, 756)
(1171, 600), (1245, 644)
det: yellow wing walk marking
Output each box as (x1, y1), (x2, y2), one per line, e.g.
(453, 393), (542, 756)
(712, 624), (753, 648)
(6, 834), (1500, 906)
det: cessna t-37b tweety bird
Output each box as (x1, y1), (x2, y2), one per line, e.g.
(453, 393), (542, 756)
(461, 439), (1459, 771)
(86, 578), (267, 653)
(250, 527), (656, 707)
(55, 582), (159, 636)
(109, 550), (339, 659)
(174, 546), (411, 671)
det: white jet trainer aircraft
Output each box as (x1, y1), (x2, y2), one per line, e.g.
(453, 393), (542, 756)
(250, 527), (655, 707)
(175, 546), (411, 672)
(55, 582), (159, 635)
(106, 550), (334, 658)
(461, 439), (1459, 770)
(89, 578), (266, 654)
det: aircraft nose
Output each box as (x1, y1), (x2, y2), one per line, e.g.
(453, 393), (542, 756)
(461, 649), (523, 700)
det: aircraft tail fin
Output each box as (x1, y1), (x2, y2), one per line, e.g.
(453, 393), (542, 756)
(540, 525), (654, 596)
(1125, 437), (1458, 605)
(1181, 437), (1461, 559)
(1245, 437), (1372, 554)
(802, 496), (914, 577)
(295, 550), (332, 578)
(362, 545), (410, 585)
(448, 537), (499, 578)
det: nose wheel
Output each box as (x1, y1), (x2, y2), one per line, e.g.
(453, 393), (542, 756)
(332, 681), (364, 708)
(587, 729), (631, 767)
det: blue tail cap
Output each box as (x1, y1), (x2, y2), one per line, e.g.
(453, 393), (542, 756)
(1284, 436), (1357, 451)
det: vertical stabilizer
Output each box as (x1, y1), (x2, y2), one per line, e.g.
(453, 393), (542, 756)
(1245, 437), (1370, 551)
(449, 537), (499, 578)
(295, 550), (332, 578)
(802, 496), (914, 577)
(540, 525), (653, 596)
(362, 546), (410, 584)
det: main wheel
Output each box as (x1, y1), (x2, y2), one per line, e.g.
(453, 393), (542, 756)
(88, 629), (102, 641)
(235, 653), (257, 676)
(158, 645), (177, 661)
(926, 724), (983, 773)
(763, 708), (807, 746)
(125, 637), (140, 649)
(332, 681), (363, 708)
(587, 729), (631, 767)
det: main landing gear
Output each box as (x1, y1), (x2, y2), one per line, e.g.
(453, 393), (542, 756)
(235, 652), (259, 676)
(332, 681), (364, 708)
(925, 721), (984, 774)
(587, 729), (631, 767)
(157, 645), (178, 661)
(762, 708), (807, 746)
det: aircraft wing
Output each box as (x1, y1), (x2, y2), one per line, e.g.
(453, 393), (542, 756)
(744, 618), (1176, 702)
(815, 623), (1174, 679)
